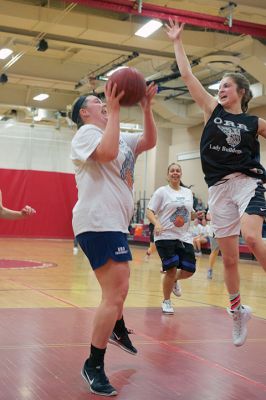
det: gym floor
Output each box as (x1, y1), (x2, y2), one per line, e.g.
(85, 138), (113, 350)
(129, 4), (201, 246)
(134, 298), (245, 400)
(0, 238), (265, 400)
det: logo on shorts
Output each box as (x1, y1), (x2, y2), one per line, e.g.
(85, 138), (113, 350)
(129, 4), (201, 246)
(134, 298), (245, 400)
(115, 246), (128, 255)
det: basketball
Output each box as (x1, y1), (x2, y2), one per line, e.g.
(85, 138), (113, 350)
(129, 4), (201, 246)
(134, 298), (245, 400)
(108, 67), (146, 106)
(174, 216), (185, 227)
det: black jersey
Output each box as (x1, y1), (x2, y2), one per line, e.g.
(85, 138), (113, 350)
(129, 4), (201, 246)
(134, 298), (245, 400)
(200, 104), (266, 187)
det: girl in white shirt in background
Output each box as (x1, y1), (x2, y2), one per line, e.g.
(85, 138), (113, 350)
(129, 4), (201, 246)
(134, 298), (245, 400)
(193, 218), (211, 256)
(147, 163), (201, 314)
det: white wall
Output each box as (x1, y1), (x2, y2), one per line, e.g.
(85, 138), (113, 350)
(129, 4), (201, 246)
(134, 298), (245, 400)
(0, 121), (74, 173)
(169, 125), (208, 203)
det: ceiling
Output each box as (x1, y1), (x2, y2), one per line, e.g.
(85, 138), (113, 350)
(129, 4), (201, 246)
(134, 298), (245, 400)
(0, 0), (266, 128)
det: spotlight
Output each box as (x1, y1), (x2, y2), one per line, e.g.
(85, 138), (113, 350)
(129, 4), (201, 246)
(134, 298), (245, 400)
(0, 73), (8, 84)
(37, 39), (48, 52)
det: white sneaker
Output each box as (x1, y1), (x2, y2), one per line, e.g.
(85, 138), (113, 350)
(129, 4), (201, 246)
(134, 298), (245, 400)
(162, 300), (174, 314)
(73, 247), (78, 255)
(172, 281), (182, 297)
(195, 251), (202, 257)
(227, 305), (252, 347)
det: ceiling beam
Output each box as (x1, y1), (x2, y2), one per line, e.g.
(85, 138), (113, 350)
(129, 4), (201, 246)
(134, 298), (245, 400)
(66, 0), (266, 38)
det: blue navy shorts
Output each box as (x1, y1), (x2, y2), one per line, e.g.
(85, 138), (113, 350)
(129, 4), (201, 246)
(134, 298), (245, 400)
(155, 239), (196, 273)
(245, 182), (266, 217)
(76, 231), (132, 270)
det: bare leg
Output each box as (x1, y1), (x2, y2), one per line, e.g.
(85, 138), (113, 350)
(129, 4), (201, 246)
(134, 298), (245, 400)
(217, 236), (240, 294)
(148, 242), (156, 255)
(216, 235), (251, 346)
(194, 237), (201, 252)
(162, 267), (176, 300)
(175, 269), (194, 280)
(241, 213), (266, 272)
(207, 247), (219, 279)
(92, 260), (130, 348)
(209, 248), (219, 269)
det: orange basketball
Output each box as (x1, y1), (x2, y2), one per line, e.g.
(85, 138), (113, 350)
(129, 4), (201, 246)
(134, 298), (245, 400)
(174, 216), (185, 227)
(108, 67), (146, 107)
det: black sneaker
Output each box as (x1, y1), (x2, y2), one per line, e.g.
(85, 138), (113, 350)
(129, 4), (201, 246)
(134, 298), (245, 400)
(81, 359), (117, 397)
(108, 331), (137, 355)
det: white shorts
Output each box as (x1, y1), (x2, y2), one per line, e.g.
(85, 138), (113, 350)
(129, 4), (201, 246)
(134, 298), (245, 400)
(208, 173), (263, 238)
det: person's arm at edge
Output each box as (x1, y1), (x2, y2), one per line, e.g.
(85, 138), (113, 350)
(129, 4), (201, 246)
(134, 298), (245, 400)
(0, 190), (36, 220)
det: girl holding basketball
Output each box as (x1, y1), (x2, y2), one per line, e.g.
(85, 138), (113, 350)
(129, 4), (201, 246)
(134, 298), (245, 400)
(146, 163), (198, 314)
(166, 18), (266, 346)
(70, 80), (157, 396)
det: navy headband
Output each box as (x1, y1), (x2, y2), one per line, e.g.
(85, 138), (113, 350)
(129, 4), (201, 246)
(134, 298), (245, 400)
(71, 95), (87, 124)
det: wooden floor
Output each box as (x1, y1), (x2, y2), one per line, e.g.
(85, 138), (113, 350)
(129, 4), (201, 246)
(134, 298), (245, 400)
(0, 238), (265, 400)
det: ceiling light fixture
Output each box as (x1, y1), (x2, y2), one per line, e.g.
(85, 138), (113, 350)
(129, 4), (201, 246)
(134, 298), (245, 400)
(0, 48), (13, 59)
(135, 20), (163, 38)
(33, 93), (49, 101)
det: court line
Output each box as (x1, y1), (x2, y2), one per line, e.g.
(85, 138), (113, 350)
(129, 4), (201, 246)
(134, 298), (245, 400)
(138, 330), (266, 392)
(7, 278), (84, 309)
(6, 277), (266, 391)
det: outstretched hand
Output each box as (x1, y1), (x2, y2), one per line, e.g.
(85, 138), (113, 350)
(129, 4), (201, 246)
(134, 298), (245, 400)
(21, 205), (36, 217)
(165, 17), (185, 41)
(140, 82), (157, 111)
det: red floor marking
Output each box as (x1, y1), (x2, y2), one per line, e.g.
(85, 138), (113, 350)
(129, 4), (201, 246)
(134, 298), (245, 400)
(0, 258), (56, 269)
(7, 278), (266, 392)
(7, 278), (89, 310)
(137, 330), (266, 392)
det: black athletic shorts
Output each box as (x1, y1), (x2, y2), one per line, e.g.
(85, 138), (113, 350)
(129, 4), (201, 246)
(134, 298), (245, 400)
(155, 239), (196, 273)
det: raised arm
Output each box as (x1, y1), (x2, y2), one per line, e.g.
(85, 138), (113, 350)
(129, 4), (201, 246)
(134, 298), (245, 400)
(0, 190), (36, 220)
(90, 81), (124, 163)
(165, 18), (217, 120)
(135, 82), (158, 156)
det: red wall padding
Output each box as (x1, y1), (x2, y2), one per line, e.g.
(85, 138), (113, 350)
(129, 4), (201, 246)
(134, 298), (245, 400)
(0, 169), (77, 239)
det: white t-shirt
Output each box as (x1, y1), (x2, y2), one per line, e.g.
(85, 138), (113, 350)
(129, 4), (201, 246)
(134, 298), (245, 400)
(71, 124), (141, 235)
(201, 223), (211, 237)
(190, 222), (203, 237)
(147, 185), (194, 244)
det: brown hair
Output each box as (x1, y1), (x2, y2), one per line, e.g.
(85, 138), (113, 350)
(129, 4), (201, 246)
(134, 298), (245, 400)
(223, 72), (253, 113)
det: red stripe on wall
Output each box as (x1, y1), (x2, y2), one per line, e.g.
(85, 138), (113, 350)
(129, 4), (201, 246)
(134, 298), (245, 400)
(0, 169), (77, 239)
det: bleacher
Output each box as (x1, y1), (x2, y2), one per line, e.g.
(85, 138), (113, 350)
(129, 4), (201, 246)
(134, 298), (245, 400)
(129, 223), (265, 260)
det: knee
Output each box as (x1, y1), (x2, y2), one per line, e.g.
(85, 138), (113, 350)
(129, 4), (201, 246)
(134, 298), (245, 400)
(117, 281), (129, 302)
(105, 281), (129, 309)
(243, 233), (258, 250)
(222, 254), (237, 269)
(165, 267), (177, 279)
(181, 270), (195, 279)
